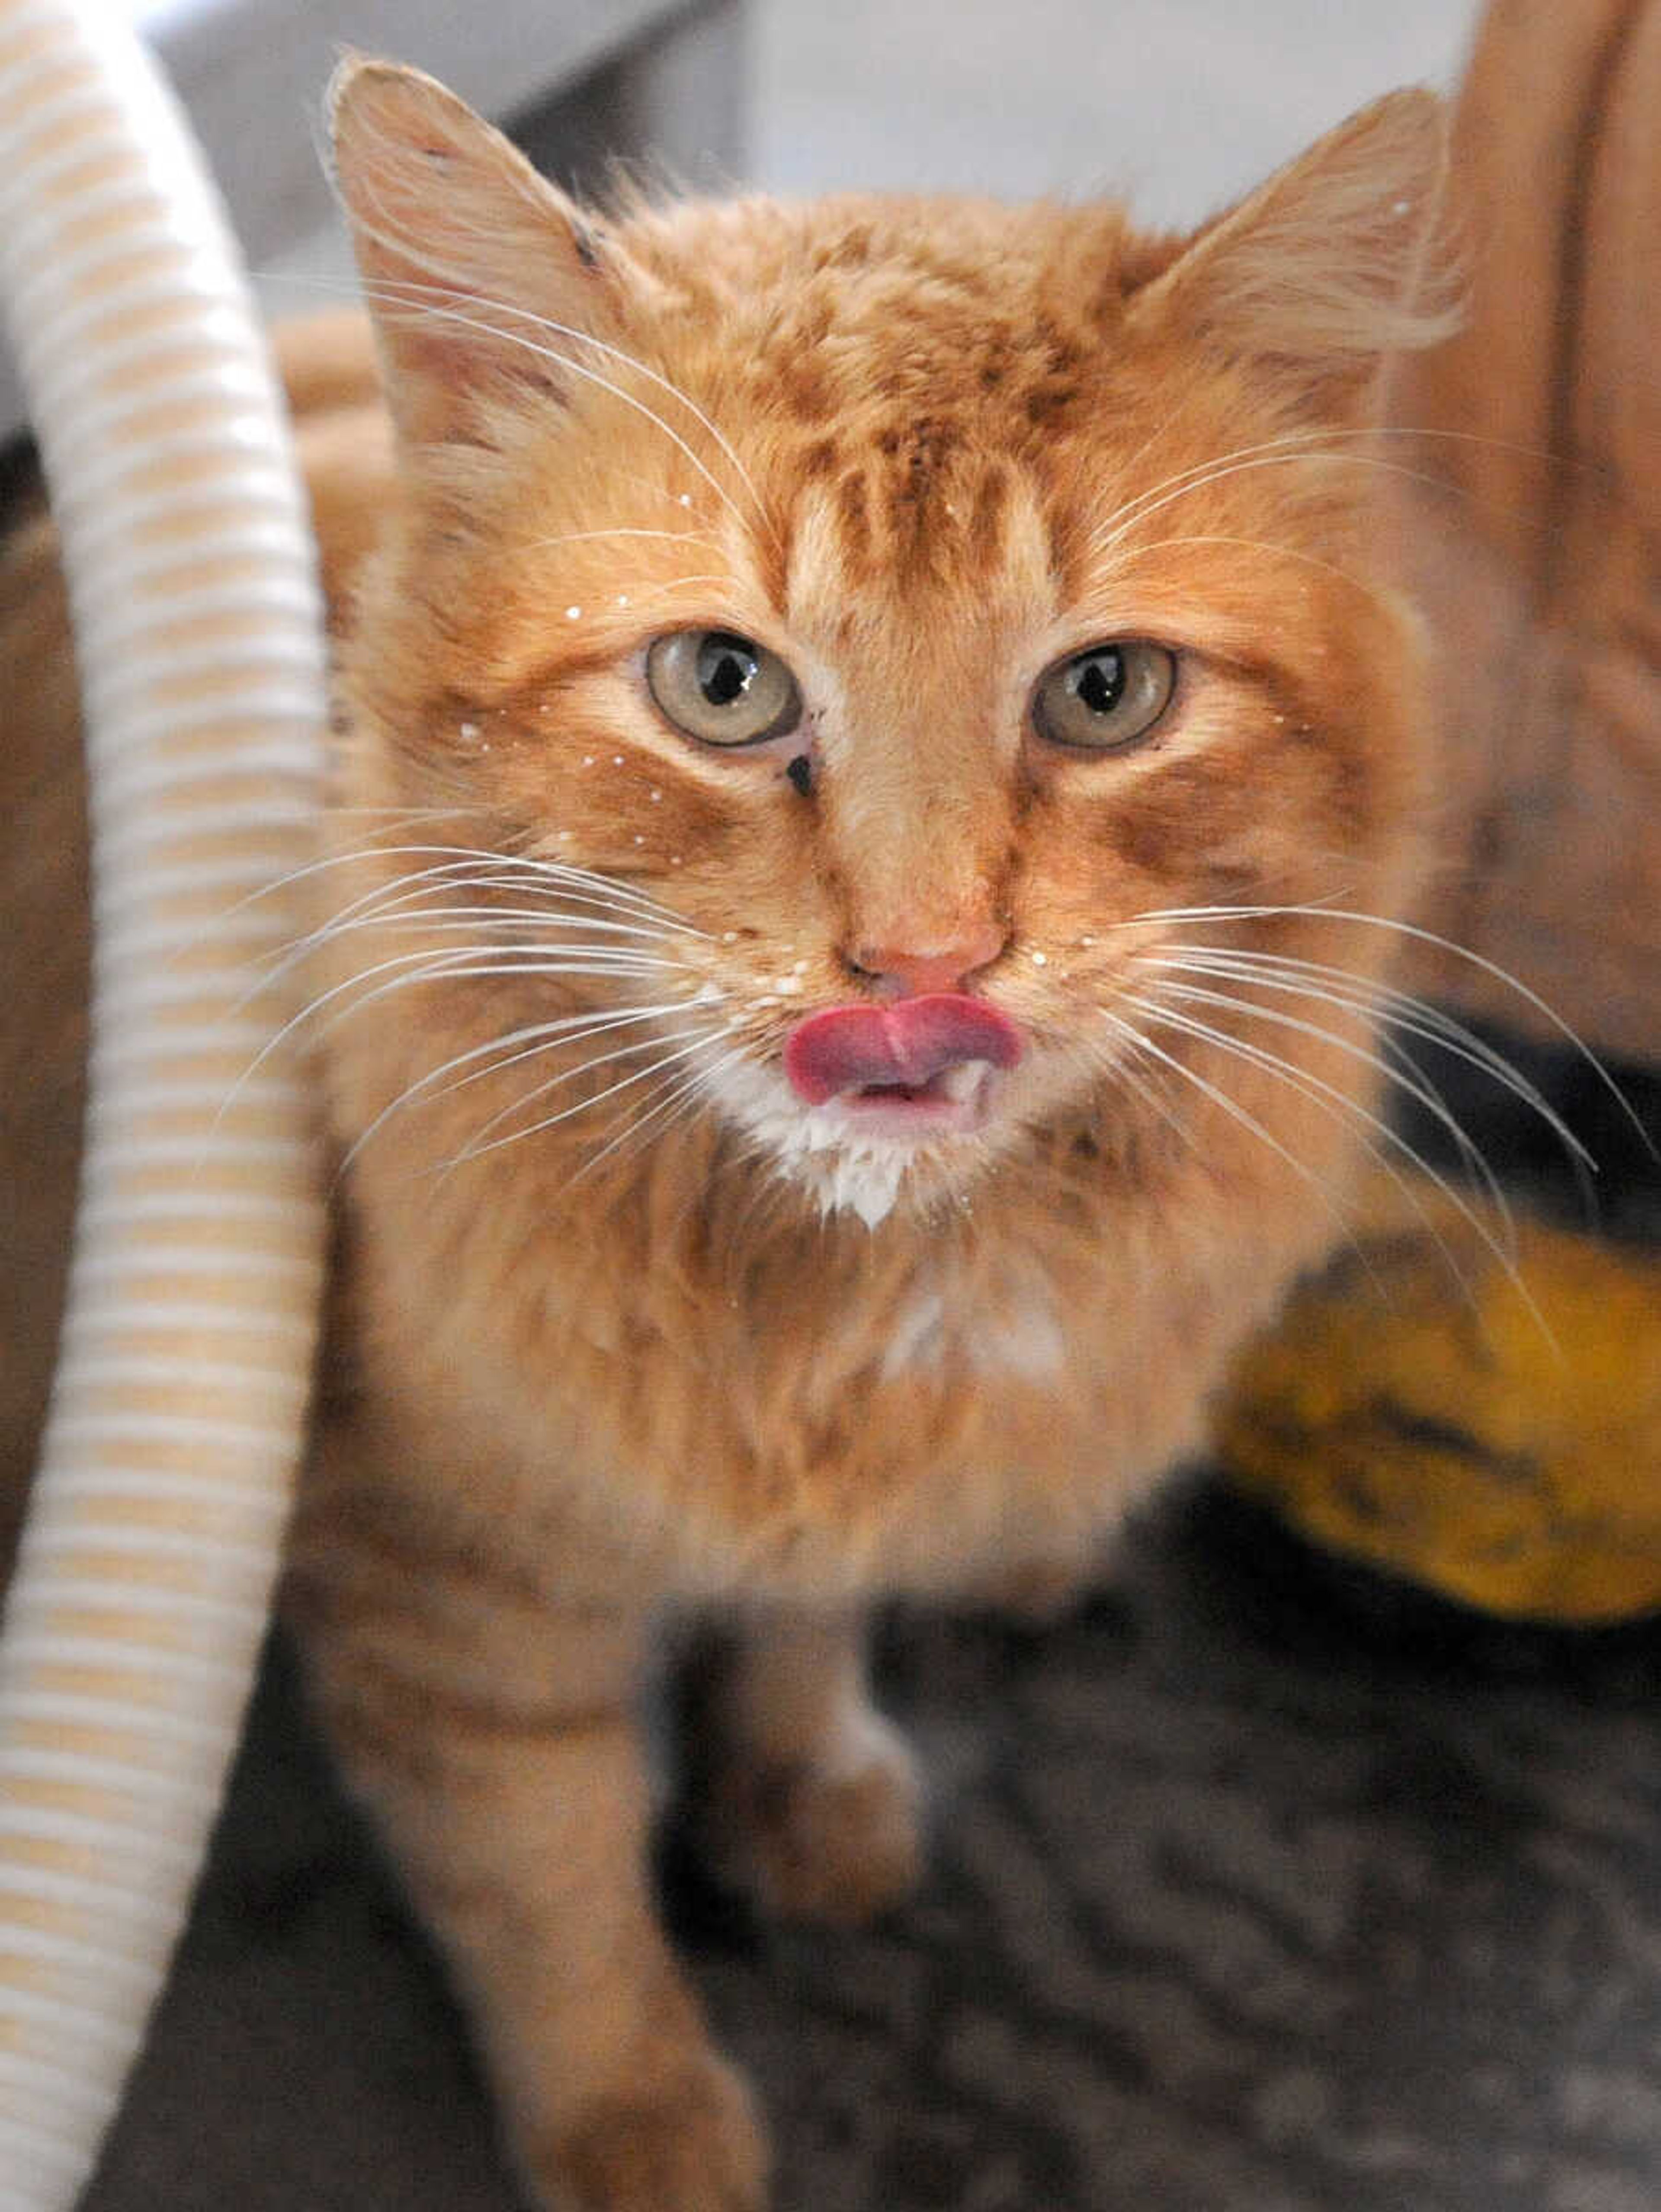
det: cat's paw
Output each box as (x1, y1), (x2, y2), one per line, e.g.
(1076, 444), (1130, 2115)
(707, 1705), (924, 1926)
(531, 2049), (768, 2212)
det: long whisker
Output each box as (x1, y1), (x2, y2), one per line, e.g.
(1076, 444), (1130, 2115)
(340, 1001), (693, 1171)
(234, 943), (675, 1099)
(516, 524), (720, 555)
(562, 1041), (747, 1196)
(250, 855), (702, 1001)
(1092, 448), (1463, 564)
(632, 573), (746, 595)
(1085, 419), (1570, 560)
(456, 1019), (714, 1153)
(1139, 946), (1592, 1170)
(1134, 903), (1658, 1161)
(229, 842), (699, 940)
(1129, 972), (1516, 1250)
(1096, 1002), (1376, 1277)
(282, 236), (764, 528)
(285, 888), (686, 967)
(439, 1024), (728, 1173)
(298, 901), (686, 959)
(1096, 532), (1395, 613)
(356, 280), (758, 541)
(262, 922), (678, 1021)
(1122, 987), (1556, 1345)
(1088, 1022), (1206, 1155)
(402, 873), (693, 936)
(359, 273), (776, 539)
(1087, 426), (1382, 551)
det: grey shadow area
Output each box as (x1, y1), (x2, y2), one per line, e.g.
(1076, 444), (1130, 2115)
(84, 1469), (1661, 2212)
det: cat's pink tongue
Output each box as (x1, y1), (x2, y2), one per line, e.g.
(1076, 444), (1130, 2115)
(783, 994), (1023, 1106)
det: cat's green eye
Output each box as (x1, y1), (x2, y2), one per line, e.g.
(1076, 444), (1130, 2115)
(645, 630), (803, 747)
(1032, 641), (1177, 751)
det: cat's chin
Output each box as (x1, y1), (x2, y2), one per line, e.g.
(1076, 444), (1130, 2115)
(705, 1054), (1014, 1230)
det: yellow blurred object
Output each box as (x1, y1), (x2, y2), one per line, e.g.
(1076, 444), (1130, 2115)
(1218, 1184), (1661, 1624)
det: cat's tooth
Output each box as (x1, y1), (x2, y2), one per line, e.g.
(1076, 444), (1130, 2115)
(940, 1059), (988, 1104)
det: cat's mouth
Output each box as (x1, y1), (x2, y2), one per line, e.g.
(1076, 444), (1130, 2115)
(833, 1060), (1000, 1136)
(782, 996), (1024, 1137)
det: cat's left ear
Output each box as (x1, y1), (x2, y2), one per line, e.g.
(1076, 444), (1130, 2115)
(1130, 89), (1456, 416)
(327, 57), (630, 450)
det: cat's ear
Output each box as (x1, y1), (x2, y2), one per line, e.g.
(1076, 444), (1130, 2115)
(327, 57), (624, 449)
(1130, 90), (1457, 414)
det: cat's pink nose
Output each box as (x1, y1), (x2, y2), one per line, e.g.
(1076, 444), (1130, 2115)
(848, 924), (1008, 1000)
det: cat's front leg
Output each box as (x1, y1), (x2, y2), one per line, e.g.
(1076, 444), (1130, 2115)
(689, 1606), (924, 1926)
(286, 1505), (766, 2212)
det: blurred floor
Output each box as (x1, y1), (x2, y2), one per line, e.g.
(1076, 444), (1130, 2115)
(89, 1474), (1661, 2212)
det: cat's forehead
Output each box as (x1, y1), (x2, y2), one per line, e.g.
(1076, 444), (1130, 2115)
(627, 193), (1159, 441)
(614, 195), (1170, 605)
(784, 429), (1057, 639)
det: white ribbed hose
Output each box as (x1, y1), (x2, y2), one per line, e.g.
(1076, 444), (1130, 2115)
(0, 4), (329, 2206)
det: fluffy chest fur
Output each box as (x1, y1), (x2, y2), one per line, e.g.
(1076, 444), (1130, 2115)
(333, 1093), (1315, 1600)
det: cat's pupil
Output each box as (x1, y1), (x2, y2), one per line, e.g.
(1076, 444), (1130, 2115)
(698, 633), (758, 708)
(1074, 650), (1125, 714)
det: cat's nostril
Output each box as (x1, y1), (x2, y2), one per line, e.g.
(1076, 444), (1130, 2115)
(846, 925), (1010, 999)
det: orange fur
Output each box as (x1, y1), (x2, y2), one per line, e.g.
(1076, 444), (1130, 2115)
(2, 62), (1456, 2211)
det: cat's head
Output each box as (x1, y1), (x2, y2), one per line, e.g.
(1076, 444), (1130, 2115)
(323, 60), (1453, 1230)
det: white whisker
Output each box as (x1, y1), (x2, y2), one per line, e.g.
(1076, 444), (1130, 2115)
(1122, 987), (1556, 1345)
(1140, 947), (1591, 1169)
(1087, 427), (1359, 553)
(1097, 532), (1394, 613)
(516, 524), (719, 555)
(233, 945), (674, 1105)
(1085, 420), (1562, 563)
(1089, 1025), (1201, 1153)
(562, 1042), (745, 1195)
(441, 1024), (727, 1172)
(1097, 1001), (1369, 1268)
(340, 1001), (692, 1170)
(1093, 448), (1457, 564)
(636, 572), (745, 596)
(300, 901), (686, 955)
(359, 281), (758, 541)
(457, 1020), (712, 1152)
(229, 842), (698, 941)
(1132, 972), (1516, 1241)
(362, 273), (777, 540)
(253, 855), (702, 998)
(1132, 902), (1657, 1161)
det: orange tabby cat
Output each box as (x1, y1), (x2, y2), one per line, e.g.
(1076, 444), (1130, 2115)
(3, 58), (1456, 2212)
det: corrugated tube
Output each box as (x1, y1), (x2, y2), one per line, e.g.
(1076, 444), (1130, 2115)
(0, 2), (329, 2204)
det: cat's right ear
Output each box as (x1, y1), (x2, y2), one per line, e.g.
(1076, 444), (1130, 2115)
(327, 57), (622, 450)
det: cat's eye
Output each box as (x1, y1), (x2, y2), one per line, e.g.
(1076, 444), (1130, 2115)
(645, 630), (803, 747)
(1032, 641), (1177, 751)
